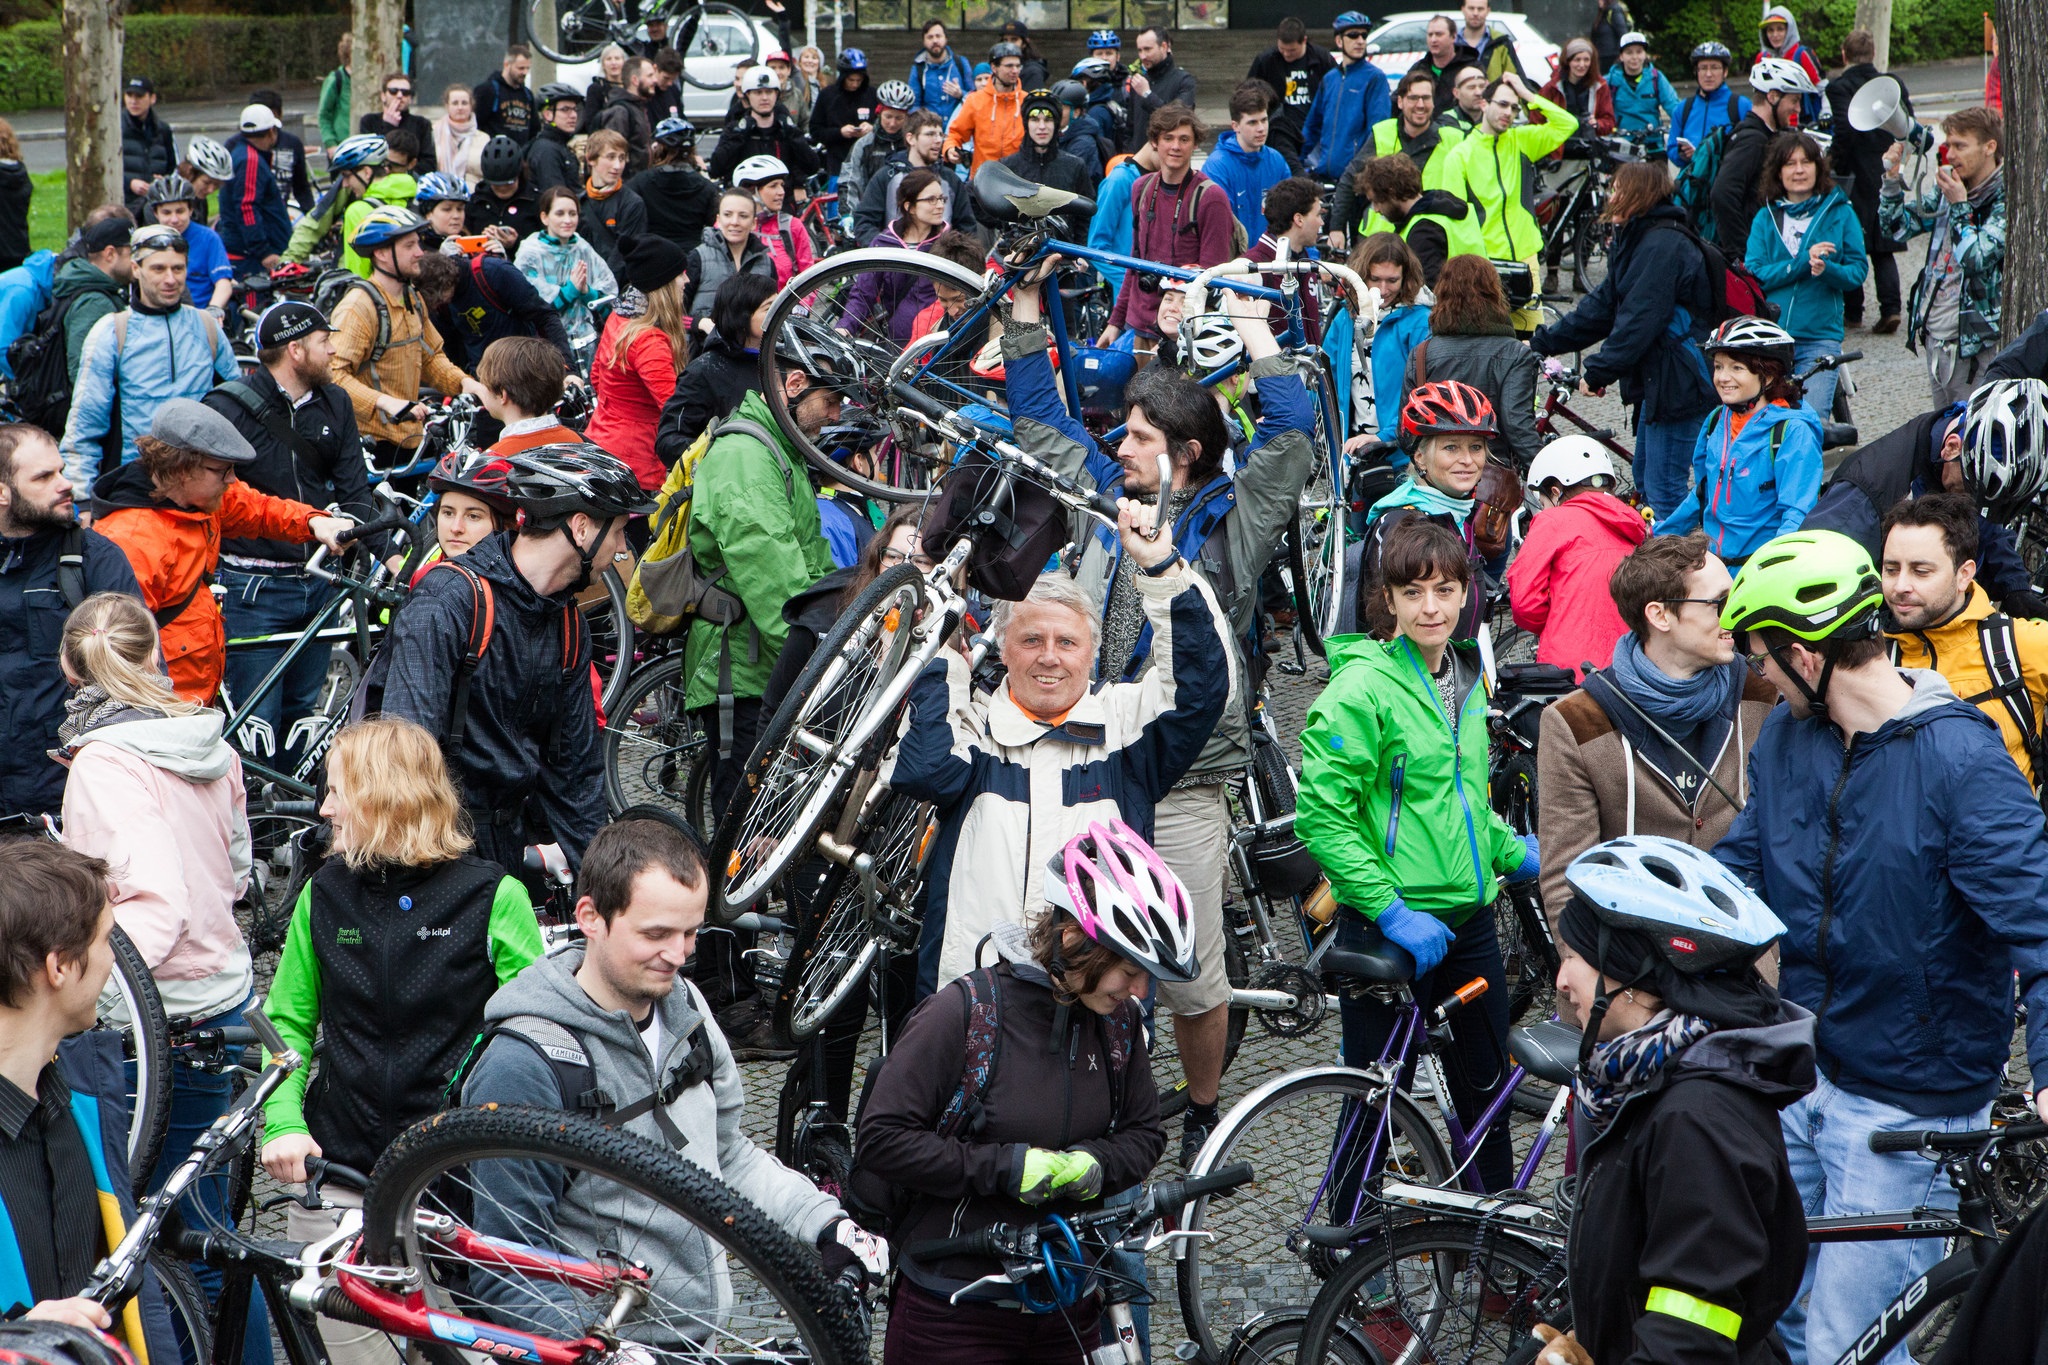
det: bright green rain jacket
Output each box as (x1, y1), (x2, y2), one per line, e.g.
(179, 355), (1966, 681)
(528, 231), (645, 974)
(1296, 633), (1527, 924)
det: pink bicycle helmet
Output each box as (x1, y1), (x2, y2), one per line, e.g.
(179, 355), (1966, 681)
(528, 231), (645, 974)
(1043, 818), (1200, 983)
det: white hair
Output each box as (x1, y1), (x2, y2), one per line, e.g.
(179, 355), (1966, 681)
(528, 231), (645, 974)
(991, 572), (1101, 648)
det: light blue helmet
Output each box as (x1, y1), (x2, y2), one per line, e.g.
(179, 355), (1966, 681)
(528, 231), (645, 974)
(413, 172), (471, 207)
(329, 133), (389, 176)
(1564, 836), (1784, 976)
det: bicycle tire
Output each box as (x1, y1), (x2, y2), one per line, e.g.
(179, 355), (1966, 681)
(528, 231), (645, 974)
(1571, 198), (1601, 292)
(585, 565), (636, 721)
(99, 926), (172, 1196)
(1287, 521), (1327, 661)
(1176, 1067), (1455, 1365)
(1223, 1307), (1385, 1365)
(1498, 882), (1559, 1028)
(603, 653), (713, 824)
(148, 1250), (214, 1365)
(1295, 1215), (1569, 1365)
(1151, 931), (1250, 1123)
(709, 564), (929, 921)
(360, 1104), (867, 1365)
(758, 250), (1000, 500)
(676, 2), (764, 88)
(524, 0), (623, 63)
(1291, 351), (1347, 653)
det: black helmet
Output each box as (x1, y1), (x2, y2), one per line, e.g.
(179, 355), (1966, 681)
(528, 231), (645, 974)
(772, 315), (867, 394)
(1051, 79), (1088, 109)
(1021, 88), (1063, 124)
(1688, 40), (1733, 68)
(479, 135), (524, 185)
(505, 443), (658, 521)
(537, 81), (581, 107)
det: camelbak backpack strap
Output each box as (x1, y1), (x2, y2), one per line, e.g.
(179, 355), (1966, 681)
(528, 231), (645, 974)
(478, 1014), (712, 1148)
(415, 560), (494, 750)
(935, 968), (1004, 1139)
(1968, 611), (2048, 792)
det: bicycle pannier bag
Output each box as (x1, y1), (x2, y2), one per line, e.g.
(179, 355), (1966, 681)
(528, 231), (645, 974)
(921, 446), (1069, 602)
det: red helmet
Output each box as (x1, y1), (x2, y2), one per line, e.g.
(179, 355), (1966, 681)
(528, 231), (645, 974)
(1400, 379), (1499, 445)
(428, 449), (517, 513)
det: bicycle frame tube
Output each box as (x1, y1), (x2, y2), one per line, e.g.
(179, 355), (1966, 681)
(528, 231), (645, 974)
(222, 581), (361, 796)
(1824, 1248), (1980, 1365)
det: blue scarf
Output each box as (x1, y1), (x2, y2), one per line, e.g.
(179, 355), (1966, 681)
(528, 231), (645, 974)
(1368, 476), (1474, 525)
(1576, 1010), (1715, 1130)
(1606, 633), (1744, 728)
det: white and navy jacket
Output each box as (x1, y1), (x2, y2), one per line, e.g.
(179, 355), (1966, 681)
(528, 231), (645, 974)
(891, 562), (1233, 994)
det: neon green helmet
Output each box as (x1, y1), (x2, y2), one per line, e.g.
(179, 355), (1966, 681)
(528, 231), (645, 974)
(1720, 530), (1883, 644)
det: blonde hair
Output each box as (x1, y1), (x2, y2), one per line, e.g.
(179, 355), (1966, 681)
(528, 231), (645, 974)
(59, 593), (200, 716)
(609, 274), (691, 375)
(325, 718), (474, 869)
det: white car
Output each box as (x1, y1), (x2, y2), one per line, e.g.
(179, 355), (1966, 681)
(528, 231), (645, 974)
(1364, 11), (1559, 86)
(553, 14), (783, 124)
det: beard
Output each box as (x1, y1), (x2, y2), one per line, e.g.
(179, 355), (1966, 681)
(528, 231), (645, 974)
(292, 352), (331, 391)
(3, 480), (74, 533)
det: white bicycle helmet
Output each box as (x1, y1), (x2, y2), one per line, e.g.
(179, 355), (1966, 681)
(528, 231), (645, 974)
(1748, 56), (1819, 96)
(1703, 315), (1796, 367)
(875, 79), (915, 111)
(1043, 819), (1199, 984)
(740, 66), (781, 93)
(1961, 378), (2048, 517)
(1181, 313), (1243, 374)
(185, 136), (233, 183)
(1565, 837), (1785, 974)
(1527, 435), (1617, 493)
(732, 154), (790, 187)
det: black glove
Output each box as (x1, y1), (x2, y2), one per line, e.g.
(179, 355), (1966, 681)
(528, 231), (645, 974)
(2004, 588), (2048, 620)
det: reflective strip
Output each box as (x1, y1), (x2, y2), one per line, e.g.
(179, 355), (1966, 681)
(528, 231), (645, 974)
(1646, 1287), (1740, 1340)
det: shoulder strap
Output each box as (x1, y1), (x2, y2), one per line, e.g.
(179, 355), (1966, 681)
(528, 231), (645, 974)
(1413, 337), (1429, 383)
(469, 252), (509, 312)
(416, 559), (494, 749)
(57, 526), (86, 611)
(1973, 611), (2047, 787)
(344, 276), (394, 364)
(935, 967), (1004, 1139)
(1769, 419), (1787, 461)
(710, 416), (799, 502)
(219, 379), (323, 472)
(152, 571), (211, 631)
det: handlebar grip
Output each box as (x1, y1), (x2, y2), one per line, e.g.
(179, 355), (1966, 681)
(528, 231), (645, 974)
(1836, 349), (1863, 364)
(305, 1156), (371, 1192)
(243, 1003), (290, 1058)
(1868, 1130), (1930, 1153)
(1152, 1160), (1256, 1216)
(906, 1228), (999, 1261)
(1450, 977), (1490, 1008)
(338, 512), (409, 545)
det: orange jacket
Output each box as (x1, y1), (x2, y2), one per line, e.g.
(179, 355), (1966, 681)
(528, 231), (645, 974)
(96, 480), (320, 703)
(943, 85), (1025, 172)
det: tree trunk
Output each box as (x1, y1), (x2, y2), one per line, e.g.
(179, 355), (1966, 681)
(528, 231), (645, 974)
(1853, 0), (1892, 70)
(63, 0), (124, 234)
(1999, 0), (2047, 335)
(351, 0), (406, 126)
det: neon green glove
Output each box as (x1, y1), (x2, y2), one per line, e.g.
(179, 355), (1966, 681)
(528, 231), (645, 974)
(1015, 1147), (1104, 1204)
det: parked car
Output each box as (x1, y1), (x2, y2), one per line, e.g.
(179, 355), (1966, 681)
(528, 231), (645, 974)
(556, 13), (779, 123)
(1365, 11), (1559, 84)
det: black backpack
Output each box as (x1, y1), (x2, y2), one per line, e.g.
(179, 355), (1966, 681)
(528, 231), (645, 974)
(449, 1013), (715, 1149)
(7, 292), (89, 434)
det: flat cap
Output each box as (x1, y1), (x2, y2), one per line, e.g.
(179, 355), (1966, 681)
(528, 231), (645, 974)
(151, 398), (259, 463)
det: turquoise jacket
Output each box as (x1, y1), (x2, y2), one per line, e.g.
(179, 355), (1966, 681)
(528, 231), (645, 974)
(1606, 63), (1680, 133)
(1086, 157), (1144, 292)
(1744, 189), (1867, 344)
(1655, 400), (1823, 563)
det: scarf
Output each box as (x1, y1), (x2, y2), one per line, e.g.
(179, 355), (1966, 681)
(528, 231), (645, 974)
(1368, 476), (1474, 525)
(1606, 633), (1745, 728)
(55, 684), (164, 753)
(585, 176), (620, 202)
(613, 285), (648, 318)
(1575, 1009), (1715, 1130)
(435, 113), (477, 176)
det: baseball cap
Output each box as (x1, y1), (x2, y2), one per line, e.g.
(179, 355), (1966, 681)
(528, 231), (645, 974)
(124, 76), (155, 95)
(256, 301), (330, 350)
(79, 216), (135, 254)
(239, 103), (282, 133)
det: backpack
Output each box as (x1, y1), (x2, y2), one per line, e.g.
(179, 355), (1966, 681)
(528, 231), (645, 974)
(451, 1013), (715, 1149)
(1892, 612), (2048, 814)
(7, 291), (91, 433)
(1649, 217), (1779, 325)
(1138, 173), (1250, 260)
(1672, 116), (1729, 236)
(326, 274), (404, 365)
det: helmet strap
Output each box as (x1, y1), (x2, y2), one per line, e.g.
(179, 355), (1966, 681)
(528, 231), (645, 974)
(1727, 391), (1764, 416)
(1575, 923), (1656, 1072)
(1766, 638), (1835, 718)
(561, 514), (615, 594)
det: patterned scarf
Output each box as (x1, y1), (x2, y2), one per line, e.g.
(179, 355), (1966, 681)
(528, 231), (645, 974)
(613, 285), (648, 319)
(54, 685), (164, 753)
(1575, 1009), (1715, 1131)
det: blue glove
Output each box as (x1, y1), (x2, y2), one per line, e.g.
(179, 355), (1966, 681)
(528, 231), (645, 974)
(1375, 900), (1456, 977)
(1506, 835), (1540, 885)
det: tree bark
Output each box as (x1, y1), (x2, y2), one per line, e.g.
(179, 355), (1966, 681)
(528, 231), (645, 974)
(1853, 0), (1892, 71)
(63, 0), (124, 233)
(1999, 0), (2047, 335)
(351, 0), (406, 125)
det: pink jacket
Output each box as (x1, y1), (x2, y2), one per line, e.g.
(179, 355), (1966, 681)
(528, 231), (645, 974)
(1506, 489), (1650, 679)
(63, 711), (254, 1022)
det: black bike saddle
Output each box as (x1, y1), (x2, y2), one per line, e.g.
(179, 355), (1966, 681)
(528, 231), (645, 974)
(972, 160), (1095, 223)
(1508, 1018), (1583, 1086)
(1319, 918), (1416, 985)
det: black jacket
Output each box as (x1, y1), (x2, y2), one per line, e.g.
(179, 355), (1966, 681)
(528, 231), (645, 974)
(465, 179), (541, 243)
(268, 130), (316, 214)
(1404, 327), (1542, 469)
(709, 113), (821, 186)
(579, 185), (647, 277)
(367, 530), (603, 862)
(593, 88), (654, 176)
(0, 160), (30, 271)
(474, 72), (537, 145)
(357, 111), (439, 173)
(121, 109), (177, 213)
(202, 367), (379, 563)
(810, 80), (877, 173)
(432, 251), (574, 372)
(524, 125), (582, 195)
(655, 332), (758, 466)
(1247, 43), (1336, 169)
(0, 524), (141, 815)
(1125, 56), (1197, 152)
(853, 153), (977, 245)
(1000, 140), (1092, 241)
(1533, 205), (1716, 425)
(1986, 308), (2048, 386)
(629, 162), (722, 248)
(1410, 52), (1481, 116)
(760, 564), (856, 717)
(1709, 111), (1776, 257)
(1569, 1005), (1815, 1365)
(1380, 188), (1472, 286)
(1824, 64), (1909, 251)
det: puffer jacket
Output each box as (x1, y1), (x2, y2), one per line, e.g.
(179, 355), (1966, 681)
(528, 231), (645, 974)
(1655, 399), (1822, 563)
(1301, 58), (1393, 176)
(60, 707), (254, 1022)
(1745, 189), (1867, 343)
(890, 559), (1232, 991)
(121, 110), (177, 214)
(1402, 327), (1542, 469)
(1202, 130), (1291, 242)
(1884, 169), (2006, 358)
(1716, 668), (2048, 1115)
(90, 458), (318, 702)
(1569, 1005), (1815, 1365)
(327, 275), (472, 448)
(1298, 633), (1530, 922)
(654, 331), (756, 464)
(514, 230), (616, 347)
(629, 162), (721, 247)
(681, 227), (775, 318)
(942, 83), (1026, 172)
(1888, 583), (2048, 784)
(1505, 490), (1648, 677)
(854, 921), (1164, 1300)
(1445, 92), (1579, 260)
(60, 303), (241, 488)
(463, 948), (843, 1337)
(1606, 63), (1681, 134)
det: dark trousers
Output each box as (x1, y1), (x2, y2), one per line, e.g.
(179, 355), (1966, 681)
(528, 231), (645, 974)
(821, 948), (918, 1119)
(883, 1279), (1101, 1365)
(690, 696), (764, 1009)
(219, 567), (336, 778)
(1337, 907), (1516, 1192)
(1845, 250), (1902, 323)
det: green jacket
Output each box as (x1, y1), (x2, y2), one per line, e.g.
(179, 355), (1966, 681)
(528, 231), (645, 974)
(342, 172), (421, 276)
(1447, 93), (1578, 261)
(285, 182), (357, 264)
(681, 390), (835, 711)
(1296, 633), (1526, 922)
(319, 66), (353, 151)
(54, 256), (126, 383)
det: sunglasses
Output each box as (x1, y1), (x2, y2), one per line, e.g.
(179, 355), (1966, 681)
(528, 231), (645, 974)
(386, 86), (413, 96)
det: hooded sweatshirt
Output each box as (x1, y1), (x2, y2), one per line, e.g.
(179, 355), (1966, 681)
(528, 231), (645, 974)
(1201, 129), (1291, 242)
(462, 948), (843, 1337)
(628, 161), (722, 247)
(60, 706), (254, 1021)
(52, 256), (128, 384)
(1505, 489), (1649, 677)
(1755, 5), (1824, 123)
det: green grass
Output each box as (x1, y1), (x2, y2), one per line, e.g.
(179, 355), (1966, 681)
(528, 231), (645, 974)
(28, 169), (64, 253)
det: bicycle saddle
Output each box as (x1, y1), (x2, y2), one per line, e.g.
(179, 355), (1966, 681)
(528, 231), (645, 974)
(1318, 920), (1415, 985)
(1507, 1018), (1582, 1086)
(972, 161), (1094, 223)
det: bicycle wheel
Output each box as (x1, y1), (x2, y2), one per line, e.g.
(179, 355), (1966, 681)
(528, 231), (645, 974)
(1289, 352), (1347, 658)
(1223, 1307), (1385, 1365)
(1176, 1067), (1455, 1365)
(360, 1104), (867, 1365)
(709, 564), (929, 921)
(524, 0), (624, 63)
(758, 250), (1001, 500)
(771, 787), (936, 1044)
(99, 927), (172, 1196)
(1150, 931), (1250, 1123)
(677, 2), (764, 88)
(1496, 883), (1558, 1028)
(1295, 1216), (1570, 1365)
(149, 1250), (214, 1365)
(604, 654), (714, 823)
(585, 565), (637, 721)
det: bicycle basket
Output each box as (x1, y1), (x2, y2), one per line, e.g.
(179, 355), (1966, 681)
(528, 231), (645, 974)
(922, 446), (1068, 602)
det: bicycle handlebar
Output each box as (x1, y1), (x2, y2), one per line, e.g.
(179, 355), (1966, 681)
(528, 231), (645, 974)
(304, 1156), (371, 1192)
(1794, 349), (1862, 384)
(1869, 1118), (2047, 1154)
(891, 384), (1122, 528)
(905, 1162), (1255, 1263)
(336, 512), (411, 546)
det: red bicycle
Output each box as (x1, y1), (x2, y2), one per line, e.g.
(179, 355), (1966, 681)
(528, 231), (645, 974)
(1534, 357), (1635, 466)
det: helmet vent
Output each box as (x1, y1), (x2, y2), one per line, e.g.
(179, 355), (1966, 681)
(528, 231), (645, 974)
(1580, 851), (1623, 867)
(1797, 583), (1838, 603)
(1638, 856), (1685, 889)
(1702, 884), (1736, 915)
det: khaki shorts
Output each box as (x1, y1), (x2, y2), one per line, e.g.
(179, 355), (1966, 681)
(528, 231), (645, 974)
(1153, 783), (1233, 1016)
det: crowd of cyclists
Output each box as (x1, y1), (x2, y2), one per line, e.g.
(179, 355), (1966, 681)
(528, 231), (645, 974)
(4, 5), (2048, 1365)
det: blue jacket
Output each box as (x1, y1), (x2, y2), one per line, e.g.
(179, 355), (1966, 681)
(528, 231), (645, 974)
(1716, 670), (2048, 1114)
(1203, 130), (1292, 242)
(60, 305), (241, 488)
(181, 222), (234, 309)
(1667, 84), (1750, 166)
(1301, 59), (1392, 177)
(1321, 299), (1429, 446)
(0, 249), (54, 380)
(1605, 63), (1680, 133)
(1654, 399), (1822, 563)
(219, 134), (292, 260)
(1087, 157), (1144, 291)
(1745, 190), (1867, 344)
(908, 49), (974, 125)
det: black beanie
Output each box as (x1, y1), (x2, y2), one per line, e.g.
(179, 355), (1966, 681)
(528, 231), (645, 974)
(618, 233), (689, 295)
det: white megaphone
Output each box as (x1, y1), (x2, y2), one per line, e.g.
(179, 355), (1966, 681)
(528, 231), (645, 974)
(1848, 74), (1935, 150)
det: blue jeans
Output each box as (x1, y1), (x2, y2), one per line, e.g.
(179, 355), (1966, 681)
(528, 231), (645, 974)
(1775, 1074), (1992, 1365)
(219, 567), (336, 776)
(1633, 415), (1701, 524)
(1794, 339), (1840, 420)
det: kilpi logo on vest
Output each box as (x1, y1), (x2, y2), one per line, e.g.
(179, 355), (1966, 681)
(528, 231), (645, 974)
(338, 927), (363, 945)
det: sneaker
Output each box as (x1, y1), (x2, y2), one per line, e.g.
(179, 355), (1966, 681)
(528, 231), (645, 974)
(1874, 314), (1902, 335)
(1180, 1112), (1215, 1168)
(1541, 267), (1559, 296)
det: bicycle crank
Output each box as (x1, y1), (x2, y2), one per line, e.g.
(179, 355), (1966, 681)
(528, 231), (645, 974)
(1249, 963), (1328, 1038)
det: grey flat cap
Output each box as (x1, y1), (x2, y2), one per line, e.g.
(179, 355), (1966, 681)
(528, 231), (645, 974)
(150, 398), (259, 463)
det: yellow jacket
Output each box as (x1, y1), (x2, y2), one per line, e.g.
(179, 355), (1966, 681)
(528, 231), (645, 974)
(1889, 583), (2048, 783)
(327, 275), (471, 448)
(1446, 93), (1577, 260)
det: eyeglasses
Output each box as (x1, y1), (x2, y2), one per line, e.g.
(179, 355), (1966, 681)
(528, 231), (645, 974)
(1744, 651), (1773, 675)
(385, 86), (413, 96)
(1662, 594), (1729, 611)
(881, 549), (935, 570)
(914, 192), (949, 204)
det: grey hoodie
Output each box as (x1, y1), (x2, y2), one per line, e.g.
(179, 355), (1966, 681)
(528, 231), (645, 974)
(461, 948), (842, 1341)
